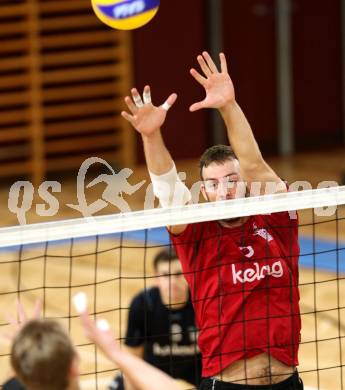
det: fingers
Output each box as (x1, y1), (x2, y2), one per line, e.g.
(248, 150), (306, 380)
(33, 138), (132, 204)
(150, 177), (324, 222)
(121, 111), (135, 123)
(79, 311), (95, 341)
(79, 308), (95, 333)
(123, 86), (152, 117)
(143, 85), (151, 104)
(166, 93), (178, 106)
(131, 86), (153, 106)
(2, 331), (15, 341)
(161, 93), (177, 111)
(197, 54), (212, 77)
(3, 300), (41, 342)
(190, 68), (207, 86)
(73, 292), (93, 340)
(3, 312), (19, 341)
(131, 88), (144, 108)
(79, 310), (92, 329)
(219, 52), (228, 74)
(17, 300), (27, 323)
(96, 318), (110, 331)
(33, 299), (42, 318)
(124, 96), (137, 114)
(189, 100), (205, 112)
(78, 304), (110, 337)
(195, 51), (227, 77)
(77, 306), (112, 349)
(123, 86), (176, 118)
(4, 312), (17, 327)
(202, 51), (218, 73)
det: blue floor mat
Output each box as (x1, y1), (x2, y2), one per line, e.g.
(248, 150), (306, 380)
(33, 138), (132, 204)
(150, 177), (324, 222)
(298, 236), (345, 273)
(121, 228), (345, 274)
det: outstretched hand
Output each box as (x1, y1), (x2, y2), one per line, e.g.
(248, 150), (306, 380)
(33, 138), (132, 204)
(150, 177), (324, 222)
(122, 86), (177, 137)
(189, 51), (235, 112)
(3, 300), (42, 342)
(79, 310), (120, 362)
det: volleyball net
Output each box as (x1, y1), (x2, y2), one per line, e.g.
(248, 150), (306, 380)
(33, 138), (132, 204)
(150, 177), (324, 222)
(0, 186), (344, 390)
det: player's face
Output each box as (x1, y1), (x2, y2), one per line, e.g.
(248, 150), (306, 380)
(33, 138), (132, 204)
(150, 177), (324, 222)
(155, 259), (189, 307)
(201, 159), (246, 202)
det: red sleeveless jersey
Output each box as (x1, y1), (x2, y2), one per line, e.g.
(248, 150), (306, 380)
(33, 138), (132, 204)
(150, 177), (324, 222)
(170, 211), (300, 377)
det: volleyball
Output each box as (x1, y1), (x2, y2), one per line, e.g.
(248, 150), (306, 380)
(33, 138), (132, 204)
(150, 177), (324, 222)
(91, 0), (160, 30)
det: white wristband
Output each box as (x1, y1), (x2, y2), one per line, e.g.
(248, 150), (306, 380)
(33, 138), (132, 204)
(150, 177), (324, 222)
(149, 164), (191, 208)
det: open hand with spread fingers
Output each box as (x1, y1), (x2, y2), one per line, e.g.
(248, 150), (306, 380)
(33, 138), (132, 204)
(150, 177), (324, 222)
(3, 300), (42, 342)
(121, 86), (177, 137)
(189, 51), (235, 112)
(79, 310), (120, 362)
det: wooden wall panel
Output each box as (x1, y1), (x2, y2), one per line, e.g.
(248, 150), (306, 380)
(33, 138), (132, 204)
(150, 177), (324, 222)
(291, 0), (343, 151)
(223, 0), (278, 155)
(0, 1), (32, 180)
(0, 0), (134, 183)
(132, 0), (208, 164)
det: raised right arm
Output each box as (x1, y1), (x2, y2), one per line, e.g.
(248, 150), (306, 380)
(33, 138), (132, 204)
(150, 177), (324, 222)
(80, 311), (183, 390)
(121, 86), (175, 175)
(123, 346), (145, 390)
(122, 86), (188, 234)
(142, 130), (174, 175)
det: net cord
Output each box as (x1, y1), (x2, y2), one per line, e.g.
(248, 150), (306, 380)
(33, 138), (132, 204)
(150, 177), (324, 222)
(0, 186), (344, 248)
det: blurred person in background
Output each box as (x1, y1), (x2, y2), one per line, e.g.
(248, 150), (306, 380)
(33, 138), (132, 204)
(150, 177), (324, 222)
(110, 248), (202, 390)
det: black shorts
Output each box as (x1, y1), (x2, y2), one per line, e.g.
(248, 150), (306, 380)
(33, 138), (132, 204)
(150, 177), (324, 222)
(200, 371), (303, 390)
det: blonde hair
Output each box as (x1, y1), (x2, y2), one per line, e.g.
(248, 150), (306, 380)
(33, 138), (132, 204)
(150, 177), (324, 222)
(11, 319), (76, 390)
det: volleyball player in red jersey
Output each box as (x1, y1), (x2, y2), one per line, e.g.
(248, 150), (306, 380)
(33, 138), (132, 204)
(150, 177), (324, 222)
(122, 52), (303, 389)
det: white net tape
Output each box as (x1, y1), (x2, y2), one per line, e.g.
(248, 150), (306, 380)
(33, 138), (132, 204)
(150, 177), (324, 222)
(0, 186), (344, 248)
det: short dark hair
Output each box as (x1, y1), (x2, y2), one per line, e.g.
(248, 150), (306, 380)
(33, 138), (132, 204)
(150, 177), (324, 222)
(199, 144), (237, 179)
(11, 319), (75, 390)
(153, 247), (178, 270)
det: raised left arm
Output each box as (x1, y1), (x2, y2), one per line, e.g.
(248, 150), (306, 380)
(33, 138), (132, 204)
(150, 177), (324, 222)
(190, 51), (286, 194)
(219, 100), (285, 192)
